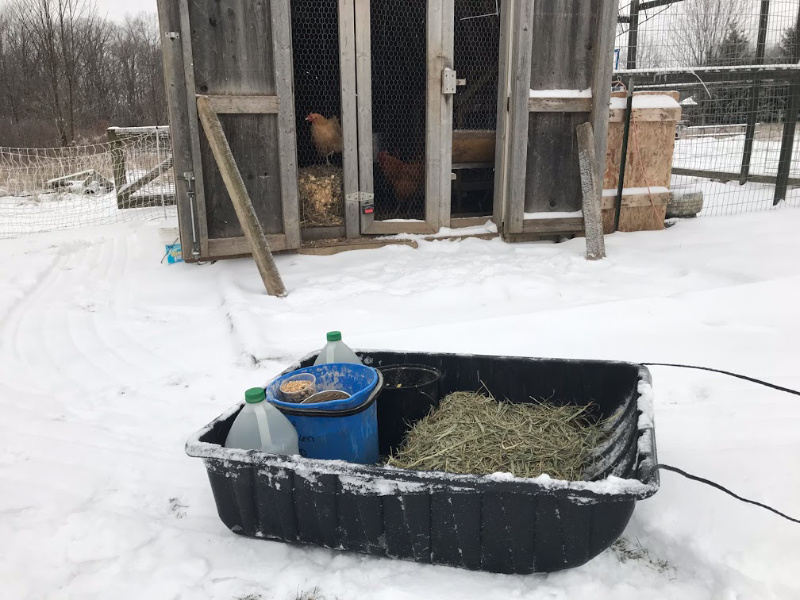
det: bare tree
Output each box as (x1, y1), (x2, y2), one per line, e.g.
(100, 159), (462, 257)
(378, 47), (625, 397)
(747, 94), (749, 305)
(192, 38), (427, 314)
(0, 0), (167, 147)
(669, 0), (748, 67)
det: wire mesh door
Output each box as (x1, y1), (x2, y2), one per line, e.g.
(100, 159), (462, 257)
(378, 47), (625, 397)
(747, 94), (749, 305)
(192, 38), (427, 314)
(291, 0), (359, 239)
(355, 0), (441, 235)
(451, 0), (502, 222)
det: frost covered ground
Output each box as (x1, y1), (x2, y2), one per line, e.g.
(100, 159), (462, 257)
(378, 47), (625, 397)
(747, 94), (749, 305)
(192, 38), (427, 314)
(2, 208), (800, 599)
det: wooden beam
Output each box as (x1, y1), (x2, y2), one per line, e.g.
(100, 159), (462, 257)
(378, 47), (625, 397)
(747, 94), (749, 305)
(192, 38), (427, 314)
(492, 0), (514, 228)
(522, 217), (585, 234)
(117, 156), (174, 202)
(178, 0), (209, 256)
(504, 0), (536, 234)
(354, 0), (375, 233)
(577, 123), (606, 260)
(196, 96), (287, 297)
(338, 0), (361, 239)
(270, 0), (302, 250)
(528, 97), (593, 113)
(205, 95), (280, 114)
(207, 235), (289, 257)
(360, 220), (437, 235)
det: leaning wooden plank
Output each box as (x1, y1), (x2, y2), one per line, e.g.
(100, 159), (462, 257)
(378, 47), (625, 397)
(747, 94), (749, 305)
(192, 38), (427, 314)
(196, 96), (287, 297)
(117, 156), (174, 201)
(577, 123), (606, 260)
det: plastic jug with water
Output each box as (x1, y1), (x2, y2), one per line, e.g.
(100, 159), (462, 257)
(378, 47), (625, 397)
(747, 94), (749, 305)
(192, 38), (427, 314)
(225, 388), (299, 454)
(314, 331), (362, 365)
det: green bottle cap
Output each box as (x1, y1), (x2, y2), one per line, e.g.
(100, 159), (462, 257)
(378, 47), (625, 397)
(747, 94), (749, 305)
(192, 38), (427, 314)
(245, 387), (266, 403)
(326, 331), (342, 342)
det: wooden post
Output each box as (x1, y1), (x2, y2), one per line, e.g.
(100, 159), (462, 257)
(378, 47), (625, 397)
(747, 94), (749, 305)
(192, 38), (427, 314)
(740, 0), (770, 185)
(626, 0), (640, 70)
(577, 123), (606, 260)
(107, 128), (127, 209)
(196, 96), (287, 297)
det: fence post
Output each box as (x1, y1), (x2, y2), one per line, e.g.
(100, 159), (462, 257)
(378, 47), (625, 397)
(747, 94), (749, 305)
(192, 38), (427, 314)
(626, 0), (640, 70)
(740, 0), (770, 185)
(774, 3), (800, 205)
(107, 128), (128, 209)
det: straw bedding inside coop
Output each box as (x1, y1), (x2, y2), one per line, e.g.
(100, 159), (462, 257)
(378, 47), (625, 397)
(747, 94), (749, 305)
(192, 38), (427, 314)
(297, 165), (344, 227)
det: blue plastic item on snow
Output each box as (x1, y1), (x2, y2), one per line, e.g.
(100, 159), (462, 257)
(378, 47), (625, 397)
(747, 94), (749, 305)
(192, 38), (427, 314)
(266, 364), (382, 464)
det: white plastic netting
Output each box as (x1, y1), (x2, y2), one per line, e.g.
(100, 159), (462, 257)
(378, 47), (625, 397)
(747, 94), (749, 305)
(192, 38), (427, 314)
(0, 127), (177, 240)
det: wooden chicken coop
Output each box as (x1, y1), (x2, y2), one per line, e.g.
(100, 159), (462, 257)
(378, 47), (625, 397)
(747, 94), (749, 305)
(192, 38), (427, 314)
(157, 0), (666, 261)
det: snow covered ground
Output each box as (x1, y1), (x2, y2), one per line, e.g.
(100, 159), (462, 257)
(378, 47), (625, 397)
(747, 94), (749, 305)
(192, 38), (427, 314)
(1, 209), (799, 599)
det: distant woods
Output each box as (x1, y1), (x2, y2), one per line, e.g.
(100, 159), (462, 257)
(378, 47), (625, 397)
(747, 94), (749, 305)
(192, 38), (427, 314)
(0, 0), (166, 147)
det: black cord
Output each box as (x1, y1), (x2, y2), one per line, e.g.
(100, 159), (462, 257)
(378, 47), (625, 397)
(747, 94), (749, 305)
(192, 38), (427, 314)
(642, 362), (800, 397)
(656, 464), (800, 525)
(640, 362), (800, 525)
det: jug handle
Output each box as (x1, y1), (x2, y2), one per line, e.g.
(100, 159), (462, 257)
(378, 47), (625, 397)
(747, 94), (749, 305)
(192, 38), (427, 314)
(254, 403), (273, 449)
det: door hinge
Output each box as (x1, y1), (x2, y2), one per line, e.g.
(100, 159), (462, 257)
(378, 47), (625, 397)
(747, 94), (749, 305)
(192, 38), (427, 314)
(442, 68), (457, 95)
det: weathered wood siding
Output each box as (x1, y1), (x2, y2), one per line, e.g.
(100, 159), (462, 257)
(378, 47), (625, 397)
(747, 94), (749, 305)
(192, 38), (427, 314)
(525, 0), (599, 214)
(188, 0), (284, 239)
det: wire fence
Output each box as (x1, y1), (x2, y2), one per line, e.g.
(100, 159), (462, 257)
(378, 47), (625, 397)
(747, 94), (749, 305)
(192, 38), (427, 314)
(0, 127), (176, 240)
(615, 0), (800, 216)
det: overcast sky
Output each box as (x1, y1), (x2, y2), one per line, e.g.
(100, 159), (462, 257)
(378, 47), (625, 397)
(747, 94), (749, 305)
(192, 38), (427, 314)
(94, 0), (156, 22)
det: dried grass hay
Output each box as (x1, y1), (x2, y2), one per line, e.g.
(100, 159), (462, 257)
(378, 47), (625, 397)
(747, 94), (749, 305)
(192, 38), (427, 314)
(386, 391), (607, 480)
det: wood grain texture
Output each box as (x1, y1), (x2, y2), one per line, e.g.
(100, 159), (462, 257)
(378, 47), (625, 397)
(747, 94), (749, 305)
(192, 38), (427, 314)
(354, 0), (374, 232)
(577, 122), (605, 260)
(339, 0), (361, 238)
(524, 0), (598, 215)
(528, 97), (593, 113)
(504, 0), (536, 233)
(179, 0), (209, 255)
(188, 0), (285, 241)
(206, 95), (280, 114)
(525, 112), (588, 213)
(492, 0), (514, 227)
(271, 0), (301, 250)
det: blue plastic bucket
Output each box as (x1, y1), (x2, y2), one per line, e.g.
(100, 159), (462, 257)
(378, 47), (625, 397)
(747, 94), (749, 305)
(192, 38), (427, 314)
(267, 363), (379, 410)
(266, 365), (382, 464)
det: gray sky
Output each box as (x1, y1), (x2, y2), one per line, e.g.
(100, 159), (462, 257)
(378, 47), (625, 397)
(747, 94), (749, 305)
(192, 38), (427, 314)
(94, 0), (156, 22)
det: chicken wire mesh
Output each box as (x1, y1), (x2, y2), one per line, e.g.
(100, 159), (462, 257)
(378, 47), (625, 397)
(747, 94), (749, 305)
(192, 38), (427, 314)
(371, 0), (428, 221)
(451, 0), (502, 218)
(615, 0), (800, 216)
(291, 0), (346, 229)
(0, 128), (176, 240)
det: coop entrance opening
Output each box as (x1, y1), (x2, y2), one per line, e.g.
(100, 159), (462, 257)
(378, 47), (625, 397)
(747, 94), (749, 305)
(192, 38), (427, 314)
(291, 0), (349, 238)
(451, 0), (502, 220)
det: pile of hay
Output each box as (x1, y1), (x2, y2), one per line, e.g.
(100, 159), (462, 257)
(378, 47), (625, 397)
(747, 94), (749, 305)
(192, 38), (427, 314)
(298, 165), (344, 227)
(386, 391), (607, 480)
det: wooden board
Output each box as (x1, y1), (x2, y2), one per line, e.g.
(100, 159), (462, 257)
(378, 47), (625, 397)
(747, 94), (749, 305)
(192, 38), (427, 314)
(601, 189), (671, 233)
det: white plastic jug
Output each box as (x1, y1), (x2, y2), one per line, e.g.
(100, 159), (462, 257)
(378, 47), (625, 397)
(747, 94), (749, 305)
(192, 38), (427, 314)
(225, 388), (299, 454)
(314, 331), (362, 365)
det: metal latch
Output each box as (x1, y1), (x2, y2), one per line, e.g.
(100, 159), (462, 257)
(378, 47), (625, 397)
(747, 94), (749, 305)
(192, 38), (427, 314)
(357, 192), (375, 215)
(166, 31), (180, 41)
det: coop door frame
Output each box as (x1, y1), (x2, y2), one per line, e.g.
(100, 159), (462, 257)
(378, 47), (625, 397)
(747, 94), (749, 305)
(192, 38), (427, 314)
(496, 0), (617, 239)
(161, 0), (301, 261)
(352, 0), (452, 235)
